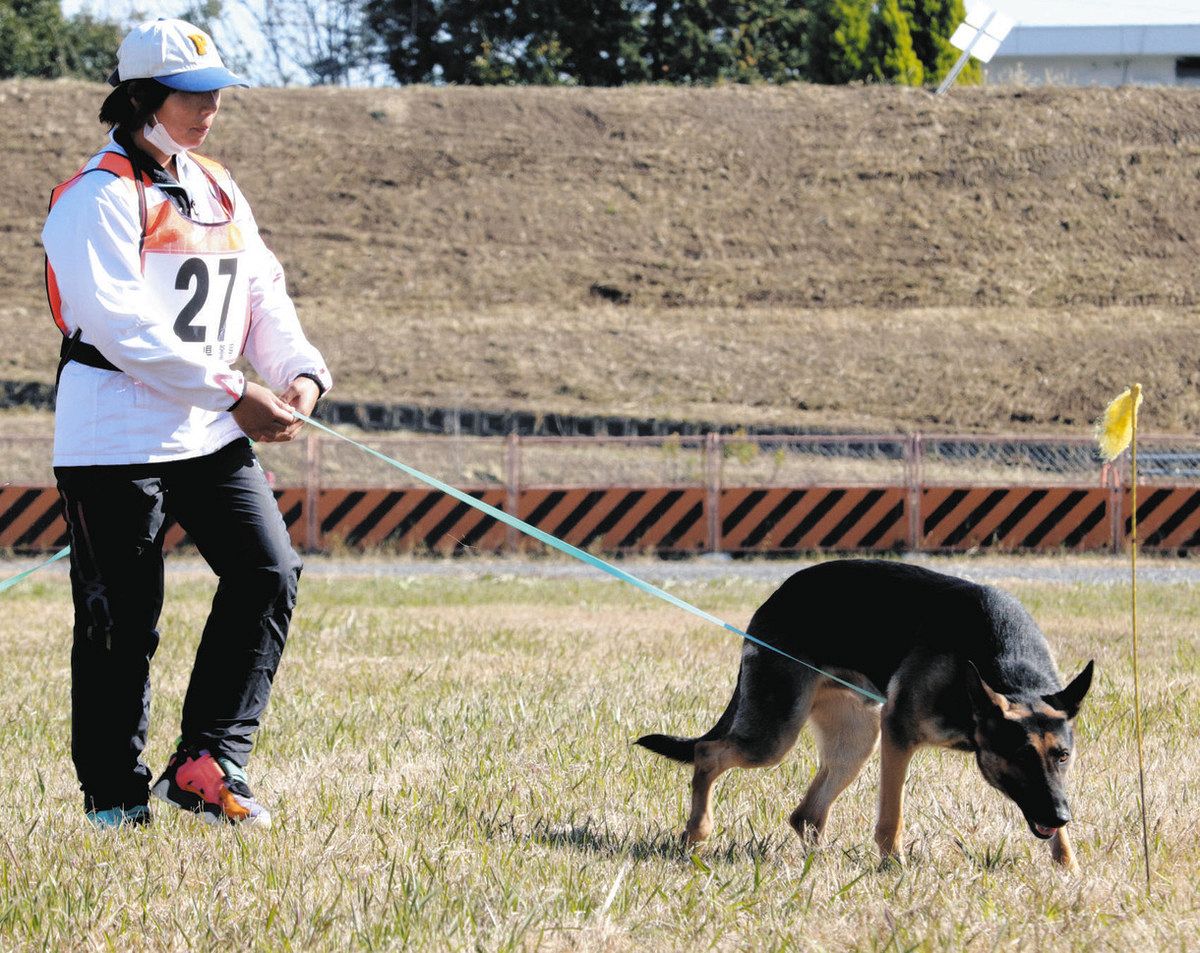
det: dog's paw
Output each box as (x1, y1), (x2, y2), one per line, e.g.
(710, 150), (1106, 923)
(788, 810), (823, 842)
(876, 850), (905, 872)
(681, 825), (711, 847)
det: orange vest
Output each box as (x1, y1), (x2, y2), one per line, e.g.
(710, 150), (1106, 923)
(46, 150), (251, 368)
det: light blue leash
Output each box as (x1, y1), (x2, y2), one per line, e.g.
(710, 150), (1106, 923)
(0, 417), (885, 705)
(0, 546), (70, 594)
(291, 411), (886, 704)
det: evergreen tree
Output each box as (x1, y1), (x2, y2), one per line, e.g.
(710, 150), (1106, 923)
(644, 0), (804, 85)
(369, 0), (806, 86)
(804, 0), (871, 84)
(366, 0), (536, 85)
(0, 0), (120, 80)
(901, 0), (980, 85)
(866, 0), (923, 85)
(641, 0), (727, 84)
(539, 0), (646, 86)
(725, 0), (807, 84)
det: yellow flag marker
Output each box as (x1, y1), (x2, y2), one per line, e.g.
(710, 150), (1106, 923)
(1096, 385), (1143, 461)
(1096, 383), (1149, 895)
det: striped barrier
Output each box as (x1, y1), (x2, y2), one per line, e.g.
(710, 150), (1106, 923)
(720, 487), (908, 552)
(1122, 487), (1200, 552)
(518, 488), (707, 552)
(920, 487), (1111, 552)
(4, 484), (1199, 555)
(319, 488), (507, 553)
(0, 486), (308, 553)
(0, 486), (65, 551)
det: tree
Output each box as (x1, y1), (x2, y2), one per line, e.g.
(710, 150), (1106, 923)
(866, 0), (923, 86)
(804, 0), (871, 84)
(367, 0), (806, 86)
(725, 0), (807, 84)
(643, 0), (805, 85)
(366, 0), (539, 85)
(0, 0), (121, 80)
(901, 0), (980, 85)
(542, 0), (646, 86)
(249, 0), (383, 85)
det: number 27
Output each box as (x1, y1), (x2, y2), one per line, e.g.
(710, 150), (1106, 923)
(173, 256), (238, 343)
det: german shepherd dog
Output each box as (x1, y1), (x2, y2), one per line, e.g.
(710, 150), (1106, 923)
(636, 560), (1094, 868)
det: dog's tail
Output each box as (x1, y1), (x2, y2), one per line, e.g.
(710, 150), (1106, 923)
(634, 665), (743, 764)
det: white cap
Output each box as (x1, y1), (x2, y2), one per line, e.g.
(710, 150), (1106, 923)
(108, 18), (248, 92)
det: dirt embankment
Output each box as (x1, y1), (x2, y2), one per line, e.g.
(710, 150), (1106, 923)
(4, 80), (1199, 433)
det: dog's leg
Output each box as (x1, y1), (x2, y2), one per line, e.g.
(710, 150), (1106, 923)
(1050, 828), (1078, 871)
(684, 739), (746, 844)
(874, 730), (916, 863)
(683, 655), (818, 845)
(789, 685), (881, 840)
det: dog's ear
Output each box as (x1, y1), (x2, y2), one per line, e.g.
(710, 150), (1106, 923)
(966, 661), (1009, 719)
(1042, 660), (1095, 719)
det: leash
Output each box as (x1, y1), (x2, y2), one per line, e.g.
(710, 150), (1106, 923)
(291, 411), (887, 704)
(0, 546), (70, 595)
(0, 417), (886, 705)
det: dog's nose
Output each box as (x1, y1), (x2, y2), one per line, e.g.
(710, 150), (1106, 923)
(1050, 808), (1071, 827)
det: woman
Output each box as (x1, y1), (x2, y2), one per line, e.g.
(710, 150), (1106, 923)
(42, 19), (333, 828)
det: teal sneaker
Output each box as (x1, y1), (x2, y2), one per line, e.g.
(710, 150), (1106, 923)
(86, 804), (151, 829)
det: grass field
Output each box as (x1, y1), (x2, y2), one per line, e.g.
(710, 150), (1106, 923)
(0, 562), (1195, 951)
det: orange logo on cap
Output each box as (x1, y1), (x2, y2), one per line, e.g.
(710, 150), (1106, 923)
(188, 34), (208, 56)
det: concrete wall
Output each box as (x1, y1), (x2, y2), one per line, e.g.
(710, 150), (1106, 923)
(987, 55), (1200, 87)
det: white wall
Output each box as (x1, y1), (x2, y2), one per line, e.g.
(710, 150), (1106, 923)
(986, 55), (1200, 86)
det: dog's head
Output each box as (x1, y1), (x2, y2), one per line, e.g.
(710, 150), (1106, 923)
(966, 660), (1094, 840)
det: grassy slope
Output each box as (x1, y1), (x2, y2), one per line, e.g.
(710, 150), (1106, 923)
(4, 80), (1200, 432)
(0, 569), (1194, 950)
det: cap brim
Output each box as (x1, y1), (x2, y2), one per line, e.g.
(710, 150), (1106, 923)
(157, 67), (250, 92)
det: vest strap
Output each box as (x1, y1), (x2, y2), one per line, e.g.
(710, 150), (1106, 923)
(59, 330), (120, 374)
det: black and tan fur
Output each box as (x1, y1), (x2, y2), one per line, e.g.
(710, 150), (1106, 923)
(636, 560), (1094, 869)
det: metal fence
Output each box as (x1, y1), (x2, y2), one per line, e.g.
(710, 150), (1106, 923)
(6, 431), (1198, 491)
(5, 431), (1200, 555)
(263, 432), (1200, 491)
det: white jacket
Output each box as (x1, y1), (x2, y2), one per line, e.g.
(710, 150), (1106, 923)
(43, 133), (332, 466)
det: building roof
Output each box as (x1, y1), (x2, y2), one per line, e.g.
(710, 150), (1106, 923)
(993, 0), (1200, 28)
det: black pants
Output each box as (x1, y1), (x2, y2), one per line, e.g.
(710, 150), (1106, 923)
(55, 438), (302, 812)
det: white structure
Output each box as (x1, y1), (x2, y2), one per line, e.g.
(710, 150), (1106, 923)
(988, 23), (1200, 86)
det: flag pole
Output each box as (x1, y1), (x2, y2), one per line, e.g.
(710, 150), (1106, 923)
(1128, 382), (1151, 896)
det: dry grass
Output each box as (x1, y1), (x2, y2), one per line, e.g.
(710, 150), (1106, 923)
(0, 565), (1196, 950)
(5, 81), (1200, 433)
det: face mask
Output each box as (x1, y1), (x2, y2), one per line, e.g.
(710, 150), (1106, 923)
(142, 115), (188, 157)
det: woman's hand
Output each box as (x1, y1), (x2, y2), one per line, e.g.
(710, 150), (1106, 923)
(231, 381), (297, 442)
(275, 376), (321, 441)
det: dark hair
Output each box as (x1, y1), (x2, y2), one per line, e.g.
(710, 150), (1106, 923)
(98, 79), (173, 131)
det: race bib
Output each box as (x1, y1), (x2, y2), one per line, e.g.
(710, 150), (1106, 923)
(143, 250), (250, 364)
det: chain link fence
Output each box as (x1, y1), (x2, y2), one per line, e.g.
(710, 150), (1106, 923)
(258, 432), (1120, 491)
(3, 431), (1193, 491)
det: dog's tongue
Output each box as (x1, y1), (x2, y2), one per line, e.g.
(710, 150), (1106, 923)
(1035, 824), (1060, 837)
